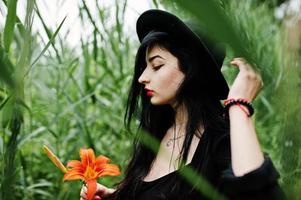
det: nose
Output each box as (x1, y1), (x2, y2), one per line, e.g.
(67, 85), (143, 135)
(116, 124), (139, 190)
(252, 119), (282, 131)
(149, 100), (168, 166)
(138, 69), (150, 84)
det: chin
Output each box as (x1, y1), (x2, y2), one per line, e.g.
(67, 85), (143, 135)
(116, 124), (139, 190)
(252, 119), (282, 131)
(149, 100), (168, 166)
(150, 97), (172, 106)
(150, 100), (162, 105)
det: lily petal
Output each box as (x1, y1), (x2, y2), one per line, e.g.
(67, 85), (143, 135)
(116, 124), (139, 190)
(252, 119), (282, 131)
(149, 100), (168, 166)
(86, 179), (97, 200)
(67, 160), (83, 168)
(97, 164), (121, 177)
(65, 167), (85, 175)
(64, 171), (85, 181)
(95, 155), (110, 166)
(80, 148), (95, 167)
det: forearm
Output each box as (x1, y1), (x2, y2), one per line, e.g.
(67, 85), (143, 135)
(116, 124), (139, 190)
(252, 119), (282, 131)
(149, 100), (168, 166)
(229, 105), (264, 177)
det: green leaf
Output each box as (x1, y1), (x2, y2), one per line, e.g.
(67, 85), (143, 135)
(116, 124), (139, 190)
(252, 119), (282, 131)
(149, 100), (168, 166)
(3, 0), (18, 52)
(34, 2), (62, 63)
(174, 0), (249, 59)
(0, 95), (11, 111)
(0, 45), (15, 87)
(25, 16), (67, 76)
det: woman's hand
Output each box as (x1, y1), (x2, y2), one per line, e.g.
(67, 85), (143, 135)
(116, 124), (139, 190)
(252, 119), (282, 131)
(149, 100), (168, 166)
(80, 183), (115, 200)
(227, 58), (263, 102)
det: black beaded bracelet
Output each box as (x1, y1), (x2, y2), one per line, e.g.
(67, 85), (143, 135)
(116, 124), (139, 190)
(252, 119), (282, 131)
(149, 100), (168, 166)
(224, 98), (254, 117)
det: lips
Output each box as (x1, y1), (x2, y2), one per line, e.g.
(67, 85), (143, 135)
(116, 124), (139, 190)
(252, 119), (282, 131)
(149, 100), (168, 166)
(145, 88), (154, 97)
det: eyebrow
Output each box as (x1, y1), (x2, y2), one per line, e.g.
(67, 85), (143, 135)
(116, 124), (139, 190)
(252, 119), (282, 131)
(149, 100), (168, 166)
(148, 55), (165, 62)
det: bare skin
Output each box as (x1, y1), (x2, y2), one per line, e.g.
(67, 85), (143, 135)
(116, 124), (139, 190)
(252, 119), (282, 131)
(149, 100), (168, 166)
(80, 48), (265, 198)
(80, 184), (115, 200)
(143, 123), (203, 182)
(227, 58), (264, 176)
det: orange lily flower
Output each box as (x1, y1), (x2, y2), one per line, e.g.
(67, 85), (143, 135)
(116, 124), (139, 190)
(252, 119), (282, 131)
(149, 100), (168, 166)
(64, 148), (120, 200)
(43, 146), (120, 200)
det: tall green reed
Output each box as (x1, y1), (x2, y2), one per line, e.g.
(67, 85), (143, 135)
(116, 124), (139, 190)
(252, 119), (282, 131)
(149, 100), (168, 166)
(11, 0), (134, 199)
(0, 0), (66, 199)
(1, 0), (33, 199)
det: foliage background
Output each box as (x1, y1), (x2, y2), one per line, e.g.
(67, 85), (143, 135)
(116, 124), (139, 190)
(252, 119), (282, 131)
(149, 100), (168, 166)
(0, 0), (300, 199)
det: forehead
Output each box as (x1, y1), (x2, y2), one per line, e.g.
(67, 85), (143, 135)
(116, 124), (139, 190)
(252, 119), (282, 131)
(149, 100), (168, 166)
(145, 45), (169, 61)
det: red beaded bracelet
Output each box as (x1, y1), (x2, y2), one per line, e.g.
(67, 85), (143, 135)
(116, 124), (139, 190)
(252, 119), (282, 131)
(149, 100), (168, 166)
(223, 98), (254, 117)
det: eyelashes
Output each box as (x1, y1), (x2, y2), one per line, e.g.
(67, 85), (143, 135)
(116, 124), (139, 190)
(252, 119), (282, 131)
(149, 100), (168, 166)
(153, 64), (164, 71)
(139, 64), (164, 74)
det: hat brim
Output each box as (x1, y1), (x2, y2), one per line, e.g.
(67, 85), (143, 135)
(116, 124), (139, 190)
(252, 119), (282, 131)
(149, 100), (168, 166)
(136, 9), (229, 100)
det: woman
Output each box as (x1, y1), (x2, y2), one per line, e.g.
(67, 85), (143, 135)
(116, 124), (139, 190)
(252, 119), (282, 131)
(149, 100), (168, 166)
(80, 9), (286, 200)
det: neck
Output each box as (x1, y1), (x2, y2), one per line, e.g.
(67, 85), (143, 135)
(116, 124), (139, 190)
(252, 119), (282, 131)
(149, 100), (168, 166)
(170, 102), (204, 137)
(169, 103), (188, 136)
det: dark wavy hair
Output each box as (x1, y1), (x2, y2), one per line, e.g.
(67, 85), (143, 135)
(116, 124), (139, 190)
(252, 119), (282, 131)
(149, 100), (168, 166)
(111, 30), (229, 200)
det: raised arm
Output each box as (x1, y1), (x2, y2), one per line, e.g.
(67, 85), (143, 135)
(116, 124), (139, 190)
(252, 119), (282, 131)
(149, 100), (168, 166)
(227, 58), (264, 177)
(212, 58), (286, 199)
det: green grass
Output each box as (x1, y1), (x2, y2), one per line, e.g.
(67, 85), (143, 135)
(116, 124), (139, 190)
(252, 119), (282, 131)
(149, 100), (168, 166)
(0, 0), (300, 199)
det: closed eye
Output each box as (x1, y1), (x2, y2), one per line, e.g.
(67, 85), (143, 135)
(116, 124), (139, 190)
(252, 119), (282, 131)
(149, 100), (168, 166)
(153, 64), (164, 71)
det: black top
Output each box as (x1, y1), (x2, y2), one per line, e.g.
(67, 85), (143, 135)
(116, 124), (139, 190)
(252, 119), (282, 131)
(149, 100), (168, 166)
(134, 128), (287, 200)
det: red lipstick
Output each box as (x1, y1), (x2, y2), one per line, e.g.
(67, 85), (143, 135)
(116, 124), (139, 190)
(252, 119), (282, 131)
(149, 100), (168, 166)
(145, 88), (154, 97)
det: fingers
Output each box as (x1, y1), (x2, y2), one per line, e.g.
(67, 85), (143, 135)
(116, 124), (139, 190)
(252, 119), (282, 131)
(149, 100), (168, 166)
(80, 185), (87, 200)
(230, 57), (253, 72)
(94, 195), (102, 200)
(80, 183), (109, 200)
(230, 58), (263, 83)
(227, 57), (264, 101)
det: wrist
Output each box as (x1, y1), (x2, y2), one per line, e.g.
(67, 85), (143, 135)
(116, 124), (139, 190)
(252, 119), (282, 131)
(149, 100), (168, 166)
(228, 104), (250, 117)
(223, 98), (254, 117)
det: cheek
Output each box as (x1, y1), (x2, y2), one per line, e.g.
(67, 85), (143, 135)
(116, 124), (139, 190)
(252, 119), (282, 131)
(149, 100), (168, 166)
(157, 69), (184, 96)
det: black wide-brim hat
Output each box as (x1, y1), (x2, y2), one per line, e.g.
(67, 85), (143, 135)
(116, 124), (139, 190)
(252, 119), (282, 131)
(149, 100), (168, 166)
(136, 9), (229, 100)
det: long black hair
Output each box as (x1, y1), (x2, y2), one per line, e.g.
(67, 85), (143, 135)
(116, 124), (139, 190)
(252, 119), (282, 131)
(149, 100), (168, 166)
(111, 30), (229, 199)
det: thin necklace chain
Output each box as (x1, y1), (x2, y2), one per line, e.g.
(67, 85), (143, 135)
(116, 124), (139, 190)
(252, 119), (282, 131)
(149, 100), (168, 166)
(166, 134), (185, 147)
(166, 126), (185, 147)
